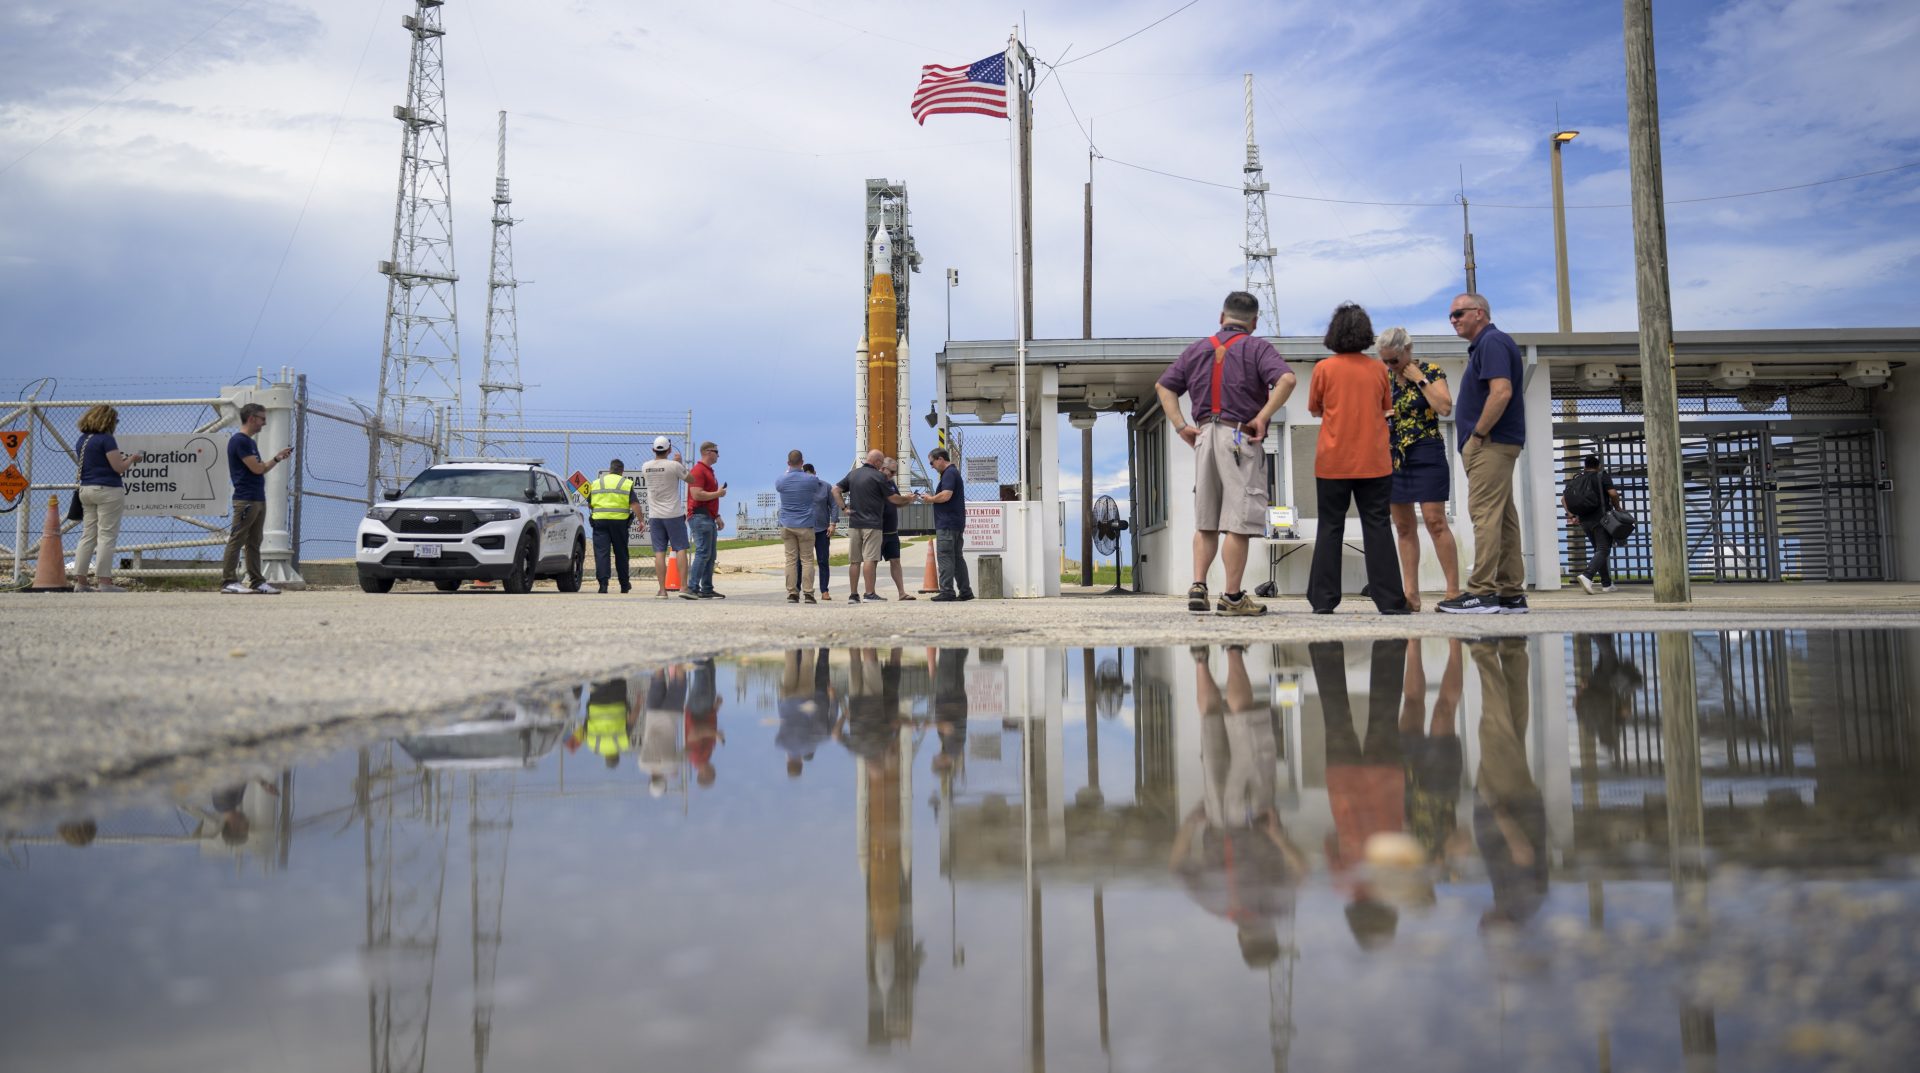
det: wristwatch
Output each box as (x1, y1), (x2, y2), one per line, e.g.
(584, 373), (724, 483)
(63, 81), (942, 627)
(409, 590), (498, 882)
(1471, 431), (1489, 442)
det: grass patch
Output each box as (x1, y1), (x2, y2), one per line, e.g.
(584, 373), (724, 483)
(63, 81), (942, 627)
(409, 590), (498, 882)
(1062, 565), (1133, 586)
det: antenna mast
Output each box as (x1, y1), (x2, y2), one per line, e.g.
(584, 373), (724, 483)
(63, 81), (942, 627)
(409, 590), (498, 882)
(478, 110), (524, 456)
(1458, 167), (1477, 293)
(375, 0), (463, 487)
(1242, 74), (1280, 336)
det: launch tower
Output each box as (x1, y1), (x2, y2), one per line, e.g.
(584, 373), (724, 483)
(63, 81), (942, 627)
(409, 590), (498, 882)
(857, 180), (922, 471)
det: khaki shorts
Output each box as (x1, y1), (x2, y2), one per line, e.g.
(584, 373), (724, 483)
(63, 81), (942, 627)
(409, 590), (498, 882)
(1193, 421), (1269, 535)
(848, 527), (883, 563)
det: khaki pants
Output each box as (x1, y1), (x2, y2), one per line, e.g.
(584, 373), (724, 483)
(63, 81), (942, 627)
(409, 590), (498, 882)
(782, 525), (817, 595)
(74, 484), (126, 581)
(1462, 441), (1524, 597)
(222, 500), (266, 587)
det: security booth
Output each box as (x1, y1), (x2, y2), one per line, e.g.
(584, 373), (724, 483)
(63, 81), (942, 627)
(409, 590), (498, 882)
(937, 328), (1920, 597)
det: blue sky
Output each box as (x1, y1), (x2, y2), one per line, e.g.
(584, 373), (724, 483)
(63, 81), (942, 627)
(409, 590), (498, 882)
(2, 0), (1916, 524)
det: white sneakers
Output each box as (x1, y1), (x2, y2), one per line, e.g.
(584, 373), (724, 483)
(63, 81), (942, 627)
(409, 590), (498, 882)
(222, 582), (248, 595)
(1575, 575), (1618, 595)
(222, 581), (282, 595)
(254, 582), (281, 595)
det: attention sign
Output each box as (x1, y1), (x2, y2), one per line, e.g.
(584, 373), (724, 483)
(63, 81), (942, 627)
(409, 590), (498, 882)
(963, 502), (1006, 552)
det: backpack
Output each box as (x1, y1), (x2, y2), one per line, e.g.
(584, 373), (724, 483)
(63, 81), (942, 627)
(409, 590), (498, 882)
(1565, 470), (1605, 517)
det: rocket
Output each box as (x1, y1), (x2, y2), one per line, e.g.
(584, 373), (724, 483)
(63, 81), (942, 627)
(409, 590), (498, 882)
(864, 228), (899, 463)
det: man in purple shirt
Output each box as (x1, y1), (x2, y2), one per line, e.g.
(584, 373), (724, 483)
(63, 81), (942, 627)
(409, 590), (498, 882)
(1155, 291), (1297, 616)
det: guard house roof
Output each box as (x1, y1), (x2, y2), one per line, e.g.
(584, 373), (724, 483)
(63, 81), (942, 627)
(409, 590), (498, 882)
(937, 328), (1920, 416)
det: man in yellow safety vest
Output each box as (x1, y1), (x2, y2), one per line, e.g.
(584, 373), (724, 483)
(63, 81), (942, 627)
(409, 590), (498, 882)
(584, 458), (640, 593)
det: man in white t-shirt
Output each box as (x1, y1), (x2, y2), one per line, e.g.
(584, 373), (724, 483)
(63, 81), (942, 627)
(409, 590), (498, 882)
(639, 436), (691, 598)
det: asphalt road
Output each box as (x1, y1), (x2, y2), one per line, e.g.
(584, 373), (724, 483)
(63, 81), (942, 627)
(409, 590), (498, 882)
(5, 572), (1918, 803)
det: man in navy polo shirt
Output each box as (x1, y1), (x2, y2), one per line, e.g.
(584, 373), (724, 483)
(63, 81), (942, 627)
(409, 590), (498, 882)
(923, 448), (972, 601)
(1438, 293), (1528, 615)
(221, 402), (292, 595)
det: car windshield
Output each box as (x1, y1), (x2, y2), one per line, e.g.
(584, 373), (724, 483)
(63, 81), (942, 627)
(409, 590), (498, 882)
(400, 468), (534, 500)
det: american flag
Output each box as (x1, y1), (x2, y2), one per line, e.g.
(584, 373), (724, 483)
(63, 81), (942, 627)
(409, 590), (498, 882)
(910, 52), (1008, 125)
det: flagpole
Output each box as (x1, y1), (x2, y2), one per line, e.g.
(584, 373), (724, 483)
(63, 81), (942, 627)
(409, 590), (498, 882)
(1006, 29), (1031, 505)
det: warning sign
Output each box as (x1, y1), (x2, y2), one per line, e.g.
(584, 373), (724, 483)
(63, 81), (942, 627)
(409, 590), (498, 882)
(0, 463), (26, 503)
(0, 429), (25, 458)
(114, 434), (232, 516)
(964, 502), (1006, 552)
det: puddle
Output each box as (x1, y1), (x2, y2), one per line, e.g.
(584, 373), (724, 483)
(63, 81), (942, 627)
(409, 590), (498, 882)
(5, 634), (1919, 1072)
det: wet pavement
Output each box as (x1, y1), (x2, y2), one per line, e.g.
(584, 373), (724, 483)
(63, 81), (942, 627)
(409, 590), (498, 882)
(5, 631), (1919, 1072)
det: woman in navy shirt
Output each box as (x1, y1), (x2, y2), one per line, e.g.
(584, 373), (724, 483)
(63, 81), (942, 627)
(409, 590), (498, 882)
(73, 405), (144, 592)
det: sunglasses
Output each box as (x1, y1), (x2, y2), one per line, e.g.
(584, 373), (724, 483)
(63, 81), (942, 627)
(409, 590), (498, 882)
(1449, 308), (1480, 321)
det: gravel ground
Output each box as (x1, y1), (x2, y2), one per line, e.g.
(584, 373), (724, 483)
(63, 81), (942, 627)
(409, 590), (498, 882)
(5, 571), (1919, 801)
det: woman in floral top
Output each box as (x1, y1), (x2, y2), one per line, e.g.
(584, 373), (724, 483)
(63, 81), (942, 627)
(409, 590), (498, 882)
(1379, 327), (1460, 611)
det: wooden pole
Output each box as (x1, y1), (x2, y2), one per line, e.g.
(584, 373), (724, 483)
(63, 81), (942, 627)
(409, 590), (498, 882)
(1623, 0), (1690, 604)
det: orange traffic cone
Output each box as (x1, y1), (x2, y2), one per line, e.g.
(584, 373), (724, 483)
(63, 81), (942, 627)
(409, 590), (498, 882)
(663, 552), (683, 592)
(25, 494), (74, 592)
(918, 539), (940, 593)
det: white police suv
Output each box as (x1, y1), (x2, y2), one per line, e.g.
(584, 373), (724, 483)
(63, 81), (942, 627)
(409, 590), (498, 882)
(355, 459), (586, 594)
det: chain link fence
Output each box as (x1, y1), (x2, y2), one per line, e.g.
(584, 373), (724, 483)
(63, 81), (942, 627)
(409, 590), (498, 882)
(3, 373), (693, 581)
(943, 422), (1020, 500)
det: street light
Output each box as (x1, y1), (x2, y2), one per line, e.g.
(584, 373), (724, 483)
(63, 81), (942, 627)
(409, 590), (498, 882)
(1550, 129), (1578, 333)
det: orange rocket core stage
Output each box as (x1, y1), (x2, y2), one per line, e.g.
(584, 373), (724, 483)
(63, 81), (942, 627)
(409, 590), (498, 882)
(866, 230), (898, 461)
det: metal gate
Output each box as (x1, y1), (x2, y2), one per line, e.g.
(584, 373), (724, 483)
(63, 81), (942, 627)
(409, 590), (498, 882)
(1554, 422), (1892, 582)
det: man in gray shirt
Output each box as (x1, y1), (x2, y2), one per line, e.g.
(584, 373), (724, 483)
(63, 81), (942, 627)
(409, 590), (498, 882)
(833, 449), (913, 605)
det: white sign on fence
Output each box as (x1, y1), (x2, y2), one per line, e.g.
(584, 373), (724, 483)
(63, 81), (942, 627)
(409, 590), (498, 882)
(114, 435), (233, 515)
(964, 502), (1006, 552)
(964, 456), (998, 487)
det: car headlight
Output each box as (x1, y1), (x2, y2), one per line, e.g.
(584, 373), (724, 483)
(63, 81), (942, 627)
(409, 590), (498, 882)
(473, 509), (520, 522)
(366, 506), (400, 522)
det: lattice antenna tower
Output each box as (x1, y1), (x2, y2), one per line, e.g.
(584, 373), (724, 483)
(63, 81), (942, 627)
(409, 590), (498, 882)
(376, 0), (463, 487)
(1242, 74), (1281, 336)
(478, 110), (524, 456)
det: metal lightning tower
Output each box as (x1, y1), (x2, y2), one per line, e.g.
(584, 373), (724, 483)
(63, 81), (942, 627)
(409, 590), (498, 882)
(1241, 74), (1281, 336)
(478, 110), (524, 456)
(376, 0), (463, 487)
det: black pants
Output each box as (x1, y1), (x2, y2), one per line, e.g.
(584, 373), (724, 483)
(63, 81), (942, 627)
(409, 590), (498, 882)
(1308, 475), (1408, 613)
(591, 518), (630, 589)
(1580, 518), (1614, 586)
(1310, 639), (1408, 764)
(814, 529), (832, 593)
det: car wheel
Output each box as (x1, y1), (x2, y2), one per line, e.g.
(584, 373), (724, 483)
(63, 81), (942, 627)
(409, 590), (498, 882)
(505, 532), (538, 594)
(434, 580), (462, 593)
(358, 571), (394, 594)
(555, 536), (585, 592)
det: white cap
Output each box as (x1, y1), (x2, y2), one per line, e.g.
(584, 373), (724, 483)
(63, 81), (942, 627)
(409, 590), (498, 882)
(870, 228), (891, 277)
(653, 436), (671, 452)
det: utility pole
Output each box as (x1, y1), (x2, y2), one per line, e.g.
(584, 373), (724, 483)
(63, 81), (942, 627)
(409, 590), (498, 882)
(1551, 129), (1579, 333)
(1081, 147), (1094, 587)
(478, 111), (524, 456)
(376, 0), (463, 487)
(1623, 0), (1690, 604)
(1457, 168), (1477, 294)
(1242, 75), (1280, 335)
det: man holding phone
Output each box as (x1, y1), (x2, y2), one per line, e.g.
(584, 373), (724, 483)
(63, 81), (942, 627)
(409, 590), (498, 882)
(221, 402), (293, 595)
(683, 440), (727, 599)
(1154, 291), (1297, 616)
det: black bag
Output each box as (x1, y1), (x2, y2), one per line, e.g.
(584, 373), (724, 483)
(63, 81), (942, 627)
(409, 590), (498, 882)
(67, 433), (88, 521)
(1565, 470), (1605, 517)
(1599, 507), (1635, 541)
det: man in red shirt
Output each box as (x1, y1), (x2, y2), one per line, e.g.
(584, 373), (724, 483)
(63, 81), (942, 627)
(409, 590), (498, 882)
(684, 440), (727, 599)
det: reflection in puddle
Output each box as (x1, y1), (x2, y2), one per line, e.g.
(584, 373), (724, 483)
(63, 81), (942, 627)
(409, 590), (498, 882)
(4, 632), (1919, 1072)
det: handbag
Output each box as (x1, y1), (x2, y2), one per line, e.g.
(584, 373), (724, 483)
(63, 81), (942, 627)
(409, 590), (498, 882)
(1599, 507), (1636, 541)
(66, 434), (88, 521)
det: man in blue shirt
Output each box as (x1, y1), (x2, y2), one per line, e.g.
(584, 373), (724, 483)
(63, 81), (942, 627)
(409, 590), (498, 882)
(776, 450), (823, 603)
(923, 447), (972, 601)
(1438, 293), (1528, 615)
(221, 402), (292, 595)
